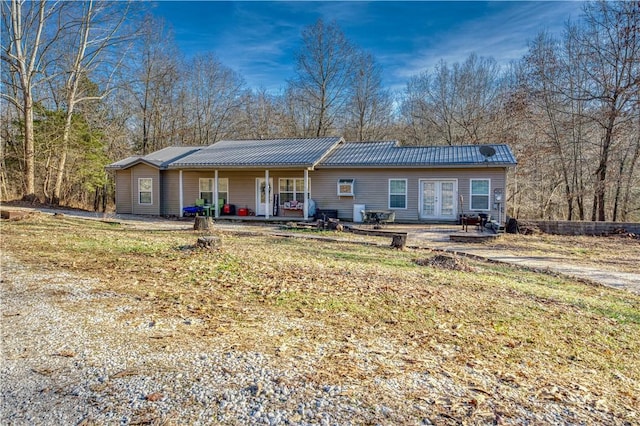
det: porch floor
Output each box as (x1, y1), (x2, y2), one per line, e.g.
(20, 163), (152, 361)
(212, 215), (313, 222)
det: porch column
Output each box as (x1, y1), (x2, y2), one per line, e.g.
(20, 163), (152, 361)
(214, 169), (219, 218)
(265, 169), (270, 219)
(303, 169), (309, 220)
(179, 170), (183, 218)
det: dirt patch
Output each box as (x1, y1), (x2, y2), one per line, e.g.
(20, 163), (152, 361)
(415, 254), (475, 272)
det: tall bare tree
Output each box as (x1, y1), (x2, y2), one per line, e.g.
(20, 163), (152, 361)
(290, 19), (355, 137)
(1, 0), (65, 200)
(48, 1), (136, 205)
(127, 14), (180, 154)
(344, 51), (393, 141)
(573, 0), (640, 221)
(182, 53), (245, 145)
(524, 31), (591, 220)
(401, 54), (504, 146)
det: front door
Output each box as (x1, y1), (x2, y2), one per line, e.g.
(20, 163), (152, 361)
(255, 178), (273, 216)
(420, 179), (457, 220)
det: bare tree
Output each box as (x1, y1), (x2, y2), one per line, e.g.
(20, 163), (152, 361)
(524, 31), (591, 220)
(181, 53), (245, 145)
(344, 51), (393, 141)
(290, 19), (355, 137)
(234, 88), (292, 139)
(48, 1), (136, 205)
(573, 0), (640, 221)
(401, 54), (504, 146)
(127, 14), (181, 154)
(1, 0), (66, 200)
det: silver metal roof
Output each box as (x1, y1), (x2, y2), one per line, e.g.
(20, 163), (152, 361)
(319, 141), (517, 167)
(169, 137), (344, 168)
(106, 146), (202, 170)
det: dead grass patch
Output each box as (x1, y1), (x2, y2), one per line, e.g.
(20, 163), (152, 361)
(2, 213), (639, 423)
(484, 233), (640, 273)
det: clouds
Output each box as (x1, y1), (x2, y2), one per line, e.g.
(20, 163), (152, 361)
(385, 2), (583, 89)
(154, 1), (584, 94)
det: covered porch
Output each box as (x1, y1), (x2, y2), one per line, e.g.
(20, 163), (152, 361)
(176, 168), (314, 221)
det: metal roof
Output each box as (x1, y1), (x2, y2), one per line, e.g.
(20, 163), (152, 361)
(106, 146), (202, 170)
(107, 139), (517, 171)
(319, 141), (517, 167)
(169, 137), (344, 168)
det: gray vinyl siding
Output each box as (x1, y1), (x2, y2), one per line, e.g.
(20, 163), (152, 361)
(115, 170), (132, 214)
(310, 167), (507, 222)
(161, 170), (181, 216)
(118, 165), (507, 222)
(131, 164), (160, 215)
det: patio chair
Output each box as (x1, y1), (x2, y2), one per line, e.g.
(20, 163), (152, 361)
(194, 198), (206, 216)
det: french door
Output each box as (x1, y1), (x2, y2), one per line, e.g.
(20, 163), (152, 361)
(420, 179), (457, 220)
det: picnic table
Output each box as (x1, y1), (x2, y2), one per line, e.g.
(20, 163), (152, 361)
(362, 210), (395, 225)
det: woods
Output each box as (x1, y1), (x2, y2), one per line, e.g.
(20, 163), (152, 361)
(2, 0), (639, 221)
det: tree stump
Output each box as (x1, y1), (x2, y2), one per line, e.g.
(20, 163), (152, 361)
(197, 236), (220, 249)
(194, 216), (214, 231)
(391, 233), (407, 249)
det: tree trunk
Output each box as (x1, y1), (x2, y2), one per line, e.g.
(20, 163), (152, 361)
(391, 234), (407, 249)
(21, 93), (36, 200)
(197, 235), (219, 249)
(194, 216), (214, 231)
(51, 107), (73, 206)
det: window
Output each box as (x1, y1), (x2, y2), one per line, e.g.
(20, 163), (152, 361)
(138, 178), (152, 205)
(279, 178), (308, 203)
(199, 178), (213, 204)
(218, 178), (228, 205)
(470, 179), (490, 210)
(199, 178), (229, 205)
(337, 178), (354, 196)
(389, 179), (407, 209)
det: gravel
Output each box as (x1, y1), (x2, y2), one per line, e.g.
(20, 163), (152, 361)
(2, 247), (633, 425)
(0, 253), (422, 425)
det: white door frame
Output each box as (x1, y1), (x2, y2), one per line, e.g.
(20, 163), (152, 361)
(255, 177), (273, 216)
(419, 178), (458, 220)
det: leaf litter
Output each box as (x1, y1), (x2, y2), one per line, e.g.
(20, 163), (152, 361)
(2, 213), (639, 424)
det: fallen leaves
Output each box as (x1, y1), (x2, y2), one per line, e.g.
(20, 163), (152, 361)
(2, 215), (640, 424)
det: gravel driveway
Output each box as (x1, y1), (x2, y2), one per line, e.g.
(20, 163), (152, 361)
(2, 207), (637, 424)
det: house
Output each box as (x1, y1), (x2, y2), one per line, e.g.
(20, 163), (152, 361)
(106, 137), (517, 224)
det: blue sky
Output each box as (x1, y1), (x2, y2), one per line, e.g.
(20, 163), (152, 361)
(152, 1), (586, 93)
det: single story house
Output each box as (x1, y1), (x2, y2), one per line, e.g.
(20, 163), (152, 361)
(106, 137), (517, 224)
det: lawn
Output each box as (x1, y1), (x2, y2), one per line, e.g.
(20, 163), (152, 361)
(2, 213), (639, 424)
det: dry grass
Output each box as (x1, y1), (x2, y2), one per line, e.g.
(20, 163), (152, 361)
(2, 213), (639, 424)
(482, 232), (640, 273)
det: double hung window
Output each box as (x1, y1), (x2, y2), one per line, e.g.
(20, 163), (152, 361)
(470, 179), (490, 210)
(389, 179), (407, 209)
(279, 178), (308, 203)
(138, 178), (152, 205)
(199, 178), (229, 205)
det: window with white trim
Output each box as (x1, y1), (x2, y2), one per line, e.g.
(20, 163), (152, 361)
(470, 179), (490, 210)
(199, 178), (229, 205)
(218, 178), (229, 205)
(138, 178), (152, 205)
(389, 179), (407, 209)
(337, 178), (354, 196)
(279, 178), (308, 204)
